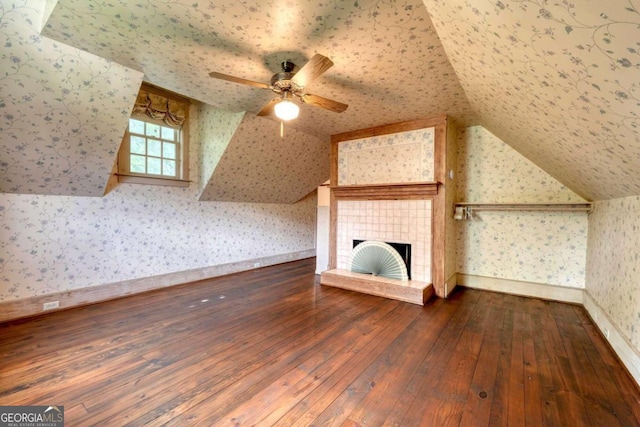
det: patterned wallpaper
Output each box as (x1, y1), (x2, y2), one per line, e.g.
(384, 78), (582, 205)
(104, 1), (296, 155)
(424, 0), (640, 200)
(586, 197), (640, 354)
(457, 127), (587, 204)
(0, 0), (143, 196)
(338, 128), (435, 186)
(0, 107), (317, 302)
(199, 114), (330, 204)
(196, 107), (245, 196)
(456, 126), (588, 287)
(41, 0), (475, 138)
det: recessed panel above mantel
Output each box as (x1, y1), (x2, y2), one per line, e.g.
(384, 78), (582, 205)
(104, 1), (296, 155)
(337, 127), (435, 186)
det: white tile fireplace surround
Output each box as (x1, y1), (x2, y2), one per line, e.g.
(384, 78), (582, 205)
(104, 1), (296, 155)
(336, 199), (432, 283)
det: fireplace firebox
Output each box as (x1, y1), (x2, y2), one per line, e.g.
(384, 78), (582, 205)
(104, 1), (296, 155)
(353, 239), (412, 280)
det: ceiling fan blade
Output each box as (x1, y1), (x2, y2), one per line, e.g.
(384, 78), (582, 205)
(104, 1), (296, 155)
(209, 71), (270, 90)
(300, 93), (348, 113)
(257, 98), (280, 116)
(291, 54), (334, 88)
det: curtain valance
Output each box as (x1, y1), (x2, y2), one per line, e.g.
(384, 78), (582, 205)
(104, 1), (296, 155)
(131, 85), (187, 128)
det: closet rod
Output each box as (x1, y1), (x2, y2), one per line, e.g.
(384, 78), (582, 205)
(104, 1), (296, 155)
(454, 202), (593, 213)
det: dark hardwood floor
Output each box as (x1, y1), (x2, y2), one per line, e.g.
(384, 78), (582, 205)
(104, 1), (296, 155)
(1, 258), (639, 426)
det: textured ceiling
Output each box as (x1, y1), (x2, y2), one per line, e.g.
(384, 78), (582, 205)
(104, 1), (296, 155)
(424, 0), (640, 201)
(1, 0), (639, 201)
(0, 1), (143, 196)
(41, 0), (476, 137)
(198, 112), (330, 204)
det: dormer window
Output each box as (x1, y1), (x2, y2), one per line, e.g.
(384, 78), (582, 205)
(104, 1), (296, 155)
(118, 83), (190, 187)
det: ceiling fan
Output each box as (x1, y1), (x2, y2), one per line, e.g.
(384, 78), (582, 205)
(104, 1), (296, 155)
(208, 54), (348, 121)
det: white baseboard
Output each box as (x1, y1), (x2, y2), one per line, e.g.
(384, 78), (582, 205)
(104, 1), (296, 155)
(583, 291), (640, 386)
(0, 250), (315, 323)
(444, 272), (458, 298)
(457, 274), (583, 304)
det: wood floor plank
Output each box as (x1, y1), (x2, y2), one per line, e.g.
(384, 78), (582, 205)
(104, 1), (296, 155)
(163, 295), (403, 425)
(522, 312), (544, 426)
(90, 288), (374, 425)
(283, 302), (425, 427)
(458, 302), (504, 427)
(385, 289), (487, 426)
(220, 300), (413, 426)
(487, 304), (514, 427)
(530, 312), (564, 427)
(1, 258), (639, 426)
(556, 316), (625, 426)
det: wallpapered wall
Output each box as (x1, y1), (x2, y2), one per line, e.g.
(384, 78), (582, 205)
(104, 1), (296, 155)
(0, 106), (317, 302)
(197, 107), (245, 197)
(338, 128), (435, 185)
(586, 197), (640, 354)
(424, 0), (640, 201)
(200, 114), (330, 204)
(456, 126), (588, 287)
(0, 0), (143, 197)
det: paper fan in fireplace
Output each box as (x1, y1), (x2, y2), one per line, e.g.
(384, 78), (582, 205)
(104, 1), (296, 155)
(349, 241), (409, 281)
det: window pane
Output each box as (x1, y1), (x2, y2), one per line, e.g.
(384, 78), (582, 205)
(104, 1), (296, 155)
(130, 136), (146, 154)
(148, 139), (162, 157)
(163, 142), (176, 159)
(161, 127), (175, 141)
(130, 154), (146, 173)
(163, 159), (176, 177)
(148, 157), (161, 175)
(129, 118), (145, 134)
(146, 123), (160, 138)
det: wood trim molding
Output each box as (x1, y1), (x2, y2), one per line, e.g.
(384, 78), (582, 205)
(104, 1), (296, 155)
(0, 250), (316, 323)
(430, 118), (448, 296)
(327, 115), (450, 296)
(331, 182), (439, 200)
(331, 115), (447, 144)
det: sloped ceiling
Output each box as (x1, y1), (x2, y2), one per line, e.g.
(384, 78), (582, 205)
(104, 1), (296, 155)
(1, 0), (639, 201)
(41, 0), (475, 137)
(198, 113), (330, 204)
(0, 1), (143, 196)
(423, 0), (640, 201)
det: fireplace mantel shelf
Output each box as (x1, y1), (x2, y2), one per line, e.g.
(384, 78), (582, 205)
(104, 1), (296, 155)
(331, 182), (440, 200)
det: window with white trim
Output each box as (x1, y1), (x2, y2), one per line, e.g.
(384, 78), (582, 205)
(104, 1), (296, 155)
(118, 83), (190, 187)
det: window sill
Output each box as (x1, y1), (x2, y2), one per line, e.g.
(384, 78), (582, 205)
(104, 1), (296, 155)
(116, 173), (190, 188)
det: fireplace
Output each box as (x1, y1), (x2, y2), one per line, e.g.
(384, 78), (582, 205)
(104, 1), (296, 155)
(335, 199), (432, 283)
(353, 240), (412, 280)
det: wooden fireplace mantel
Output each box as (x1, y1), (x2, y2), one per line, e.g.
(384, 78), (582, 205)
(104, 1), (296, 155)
(327, 115), (453, 299)
(330, 182), (440, 200)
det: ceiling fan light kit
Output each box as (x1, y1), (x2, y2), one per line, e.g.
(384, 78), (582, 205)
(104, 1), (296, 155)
(209, 54), (348, 124)
(274, 92), (299, 121)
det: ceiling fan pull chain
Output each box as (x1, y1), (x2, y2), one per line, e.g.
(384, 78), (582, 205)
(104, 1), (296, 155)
(280, 120), (284, 138)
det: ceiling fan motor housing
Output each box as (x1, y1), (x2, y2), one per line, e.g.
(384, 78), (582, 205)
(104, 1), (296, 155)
(281, 60), (295, 73)
(270, 60), (298, 93)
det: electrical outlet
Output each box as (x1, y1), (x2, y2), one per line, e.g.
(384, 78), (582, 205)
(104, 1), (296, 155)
(253, 262), (261, 268)
(603, 327), (610, 339)
(43, 301), (59, 310)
